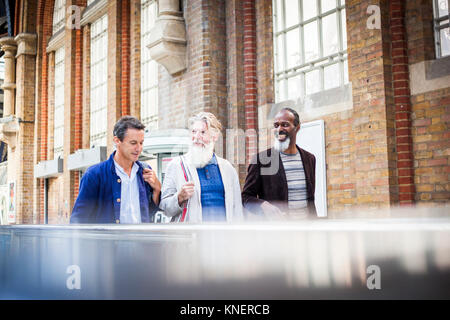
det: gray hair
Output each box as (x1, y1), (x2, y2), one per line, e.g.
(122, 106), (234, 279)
(188, 112), (222, 137)
(113, 116), (145, 141)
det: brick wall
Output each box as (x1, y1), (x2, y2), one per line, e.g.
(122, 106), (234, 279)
(159, 0), (228, 134)
(129, 0), (141, 119)
(391, 0), (415, 204)
(411, 89), (450, 203)
(345, 0), (398, 208)
(406, 0), (450, 204)
(11, 0), (449, 225)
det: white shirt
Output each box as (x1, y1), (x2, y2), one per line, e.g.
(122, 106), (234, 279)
(113, 160), (141, 224)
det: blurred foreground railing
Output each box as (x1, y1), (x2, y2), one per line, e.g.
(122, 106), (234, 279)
(0, 210), (450, 299)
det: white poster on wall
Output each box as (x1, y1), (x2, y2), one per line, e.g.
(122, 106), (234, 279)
(8, 181), (16, 223)
(296, 120), (327, 217)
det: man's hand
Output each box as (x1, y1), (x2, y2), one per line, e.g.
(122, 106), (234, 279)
(178, 182), (195, 206)
(143, 168), (161, 192)
(261, 201), (286, 219)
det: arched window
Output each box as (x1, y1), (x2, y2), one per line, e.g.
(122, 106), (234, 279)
(52, 0), (66, 158)
(90, 14), (108, 148)
(141, 0), (159, 129)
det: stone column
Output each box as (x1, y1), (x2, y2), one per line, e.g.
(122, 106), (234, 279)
(0, 37), (17, 117)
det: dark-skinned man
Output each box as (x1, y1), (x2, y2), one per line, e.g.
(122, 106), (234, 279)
(242, 108), (316, 219)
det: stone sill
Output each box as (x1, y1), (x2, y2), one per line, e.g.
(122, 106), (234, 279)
(410, 56), (450, 95)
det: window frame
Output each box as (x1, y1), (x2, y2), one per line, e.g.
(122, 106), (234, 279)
(51, 0), (66, 159)
(273, 0), (348, 102)
(89, 14), (109, 148)
(433, 0), (450, 58)
(140, 0), (159, 130)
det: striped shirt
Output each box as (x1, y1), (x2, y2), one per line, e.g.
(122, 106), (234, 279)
(280, 151), (308, 213)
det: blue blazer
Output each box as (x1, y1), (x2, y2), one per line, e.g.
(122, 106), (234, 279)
(70, 152), (160, 224)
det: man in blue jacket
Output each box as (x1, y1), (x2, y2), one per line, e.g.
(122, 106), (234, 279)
(70, 116), (161, 224)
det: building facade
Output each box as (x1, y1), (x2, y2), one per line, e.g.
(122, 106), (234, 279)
(0, 0), (448, 224)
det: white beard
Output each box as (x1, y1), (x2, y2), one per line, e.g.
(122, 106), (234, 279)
(186, 140), (215, 168)
(273, 136), (291, 152)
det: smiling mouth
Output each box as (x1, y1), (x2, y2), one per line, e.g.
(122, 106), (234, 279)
(276, 133), (288, 141)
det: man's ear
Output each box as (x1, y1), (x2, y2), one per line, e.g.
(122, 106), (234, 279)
(295, 124), (301, 133)
(113, 136), (120, 146)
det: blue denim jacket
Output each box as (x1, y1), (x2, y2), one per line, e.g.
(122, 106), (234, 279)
(70, 152), (160, 224)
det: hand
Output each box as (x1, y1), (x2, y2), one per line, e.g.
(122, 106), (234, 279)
(178, 182), (195, 206)
(261, 201), (286, 219)
(143, 168), (161, 192)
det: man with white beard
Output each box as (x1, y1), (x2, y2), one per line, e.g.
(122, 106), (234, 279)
(160, 112), (243, 223)
(242, 108), (317, 219)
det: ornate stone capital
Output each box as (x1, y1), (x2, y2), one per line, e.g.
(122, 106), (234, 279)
(147, 0), (187, 75)
(0, 37), (17, 56)
(0, 116), (20, 150)
(14, 33), (37, 58)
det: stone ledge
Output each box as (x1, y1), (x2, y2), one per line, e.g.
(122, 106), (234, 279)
(14, 33), (37, 58)
(0, 115), (19, 150)
(410, 57), (450, 95)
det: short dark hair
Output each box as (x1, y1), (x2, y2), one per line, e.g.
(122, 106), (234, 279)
(113, 116), (145, 141)
(279, 107), (300, 127)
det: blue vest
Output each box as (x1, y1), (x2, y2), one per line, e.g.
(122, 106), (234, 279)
(197, 155), (226, 222)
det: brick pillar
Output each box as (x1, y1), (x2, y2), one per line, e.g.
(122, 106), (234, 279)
(255, 0), (275, 157)
(121, 0), (131, 116)
(243, 0), (258, 165)
(226, 0), (246, 183)
(82, 24), (91, 149)
(73, 27), (83, 201)
(62, 0), (80, 223)
(14, 33), (37, 224)
(130, 0), (141, 119)
(347, 0), (398, 207)
(35, 0), (54, 224)
(107, 0), (122, 155)
(391, 0), (415, 204)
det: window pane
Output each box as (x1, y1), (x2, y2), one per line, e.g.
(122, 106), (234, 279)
(303, 21), (319, 62)
(322, 13), (339, 56)
(285, 0), (299, 28)
(341, 9), (347, 50)
(276, 0), (284, 31)
(440, 26), (450, 57)
(287, 75), (301, 100)
(302, 0), (317, 21)
(305, 69), (320, 95)
(141, 0), (159, 128)
(90, 14), (108, 148)
(286, 28), (300, 68)
(321, 0), (336, 13)
(437, 0), (448, 18)
(53, 0), (66, 34)
(276, 35), (285, 72)
(324, 63), (340, 89)
(54, 46), (65, 158)
(278, 79), (287, 101)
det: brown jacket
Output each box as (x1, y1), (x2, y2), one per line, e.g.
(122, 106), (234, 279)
(242, 146), (316, 216)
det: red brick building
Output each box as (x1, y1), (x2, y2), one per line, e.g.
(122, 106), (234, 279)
(0, 0), (448, 224)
